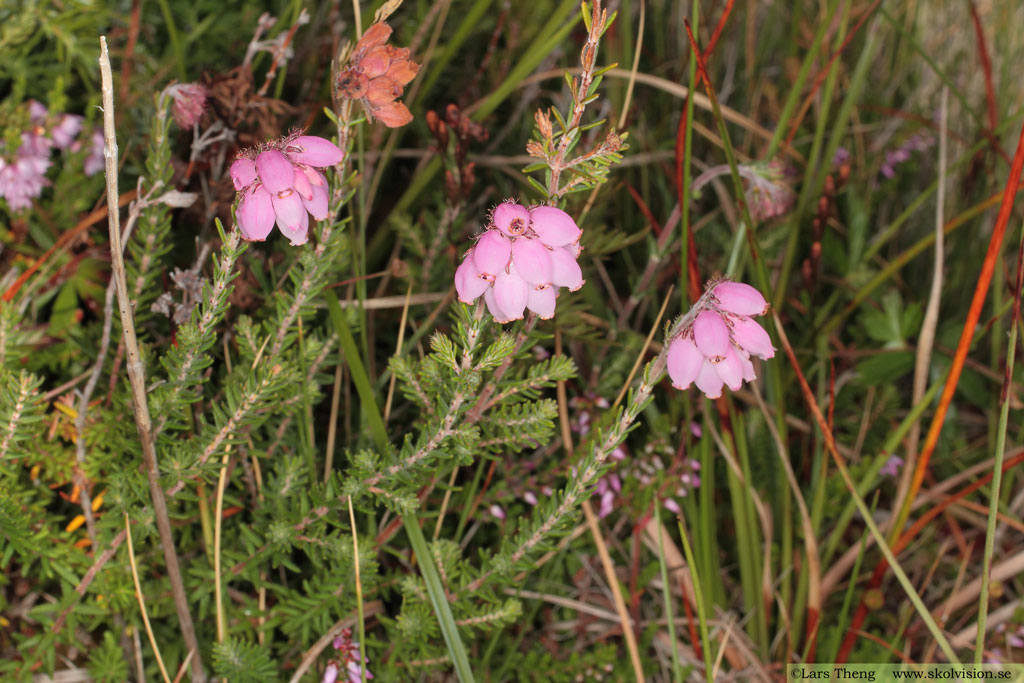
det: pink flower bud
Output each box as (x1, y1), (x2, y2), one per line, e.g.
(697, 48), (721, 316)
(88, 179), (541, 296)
(322, 663), (339, 683)
(473, 229), (512, 277)
(712, 281), (768, 316)
(271, 190), (310, 245)
(694, 361), (724, 399)
(529, 205), (581, 247)
(256, 150), (295, 193)
(548, 246), (584, 291)
(664, 498), (681, 515)
(489, 504), (506, 520)
(524, 491), (538, 505)
(730, 316), (774, 360)
(511, 235), (553, 285)
(287, 136), (343, 167)
(493, 202), (530, 237)
(493, 262), (529, 322)
(237, 186), (276, 241)
(713, 345), (744, 391)
(693, 310), (730, 362)
(667, 337), (702, 390)
(230, 158), (257, 190)
(526, 284), (557, 319)
(168, 83), (207, 128)
(454, 254), (490, 303)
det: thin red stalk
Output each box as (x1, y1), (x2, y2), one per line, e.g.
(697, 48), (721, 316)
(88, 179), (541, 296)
(626, 182), (663, 237)
(783, 0), (884, 149)
(701, 0), (735, 63)
(968, 2), (998, 136)
(903, 121), (1024, 532)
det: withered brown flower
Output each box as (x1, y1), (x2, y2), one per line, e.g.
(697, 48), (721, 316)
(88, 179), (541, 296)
(336, 22), (420, 128)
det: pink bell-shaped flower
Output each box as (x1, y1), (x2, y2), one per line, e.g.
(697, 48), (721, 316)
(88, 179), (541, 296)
(255, 150), (295, 193)
(730, 316), (775, 360)
(236, 186), (276, 241)
(529, 205), (581, 247)
(667, 337), (702, 390)
(455, 254), (490, 303)
(511, 234), (553, 285)
(492, 262), (530, 322)
(473, 229), (512, 277)
(692, 310), (730, 362)
(286, 135), (344, 166)
(712, 281), (768, 316)
(493, 202), (530, 237)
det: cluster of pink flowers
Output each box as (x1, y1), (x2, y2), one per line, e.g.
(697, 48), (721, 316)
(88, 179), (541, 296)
(231, 134), (343, 245)
(667, 280), (774, 399)
(454, 202), (584, 322)
(322, 628), (372, 683)
(0, 101), (102, 211)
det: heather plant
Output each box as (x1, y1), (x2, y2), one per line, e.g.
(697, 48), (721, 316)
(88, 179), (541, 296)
(4, 1), (1024, 682)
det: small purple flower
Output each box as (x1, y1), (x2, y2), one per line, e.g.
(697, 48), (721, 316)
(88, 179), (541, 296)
(454, 202), (584, 323)
(233, 133), (342, 245)
(880, 455), (904, 478)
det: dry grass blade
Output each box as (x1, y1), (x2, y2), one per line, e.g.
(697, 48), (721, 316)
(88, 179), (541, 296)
(124, 514), (172, 683)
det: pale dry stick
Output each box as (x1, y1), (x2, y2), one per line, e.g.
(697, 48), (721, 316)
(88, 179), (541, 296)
(951, 597), (1024, 650)
(612, 285), (674, 408)
(172, 651), (196, 683)
(433, 467), (461, 541)
(287, 603), (385, 683)
(504, 588), (619, 622)
(213, 445), (232, 643)
(124, 514), (172, 683)
(383, 281), (414, 421)
(711, 618), (734, 682)
(898, 87), (949, 535)
(99, 37), (204, 682)
(555, 328), (645, 683)
(324, 363), (343, 481)
(750, 382), (821, 653)
(931, 549), (1024, 618)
